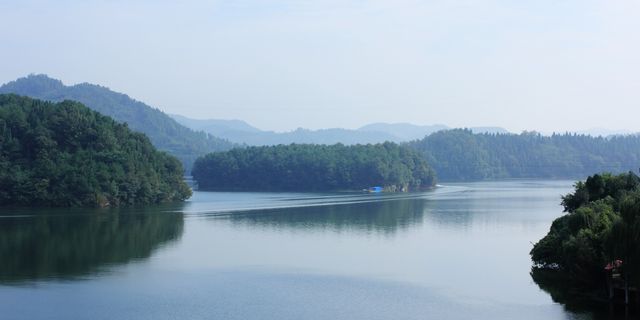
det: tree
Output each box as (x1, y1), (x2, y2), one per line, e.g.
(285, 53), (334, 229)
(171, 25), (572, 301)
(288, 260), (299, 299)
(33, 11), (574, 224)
(192, 142), (436, 192)
(531, 172), (640, 289)
(0, 94), (192, 207)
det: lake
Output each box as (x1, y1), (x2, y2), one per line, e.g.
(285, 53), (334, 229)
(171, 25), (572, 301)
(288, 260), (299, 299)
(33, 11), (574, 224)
(0, 180), (633, 319)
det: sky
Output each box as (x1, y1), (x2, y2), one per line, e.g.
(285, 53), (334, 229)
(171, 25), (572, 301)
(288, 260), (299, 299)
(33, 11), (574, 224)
(1, 0), (639, 133)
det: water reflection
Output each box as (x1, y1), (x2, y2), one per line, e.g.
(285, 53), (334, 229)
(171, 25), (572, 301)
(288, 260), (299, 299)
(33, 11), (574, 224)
(198, 181), (563, 235)
(213, 197), (429, 235)
(0, 206), (184, 283)
(531, 269), (638, 320)
(0, 181), (615, 320)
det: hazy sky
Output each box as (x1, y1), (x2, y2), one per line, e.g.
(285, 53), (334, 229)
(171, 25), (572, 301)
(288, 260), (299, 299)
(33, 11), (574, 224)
(1, 0), (639, 132)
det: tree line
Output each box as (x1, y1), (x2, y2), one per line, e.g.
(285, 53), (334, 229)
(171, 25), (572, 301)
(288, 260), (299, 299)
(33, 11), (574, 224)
(410, 129), (640, 181)
(192, 142), (436, 191)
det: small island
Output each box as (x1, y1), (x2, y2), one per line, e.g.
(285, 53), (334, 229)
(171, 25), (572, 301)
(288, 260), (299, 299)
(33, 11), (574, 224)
(0, 94), (191, 207)
(192, 142), (436, 192)
(531, 172), (640, 303)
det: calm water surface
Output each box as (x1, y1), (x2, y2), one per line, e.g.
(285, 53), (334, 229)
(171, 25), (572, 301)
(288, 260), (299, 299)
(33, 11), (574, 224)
(0, 180), (631, 319)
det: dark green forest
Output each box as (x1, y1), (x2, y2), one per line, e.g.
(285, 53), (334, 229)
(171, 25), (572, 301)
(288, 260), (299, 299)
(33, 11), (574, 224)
(410, 129), (640, 181)
(192, 142), (436, 191)
(0, 94), (192, 207)
(531, 172), (640, 289)
(0, 75), (235, 171)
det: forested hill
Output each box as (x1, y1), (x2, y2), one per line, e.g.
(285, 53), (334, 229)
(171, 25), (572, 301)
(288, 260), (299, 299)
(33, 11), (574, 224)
(0, 94), (191, 207)
(0, 75), (235, 170)
(192, 142), (436, 191)
(410, 129), (640, 181)
(531, 172), (640, 289)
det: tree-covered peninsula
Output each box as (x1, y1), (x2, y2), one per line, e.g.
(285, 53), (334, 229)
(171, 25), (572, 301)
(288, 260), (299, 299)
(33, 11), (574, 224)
(531, 172), (640, 293)
(0, 94), (192, 207)
(192, 142), (436, 191)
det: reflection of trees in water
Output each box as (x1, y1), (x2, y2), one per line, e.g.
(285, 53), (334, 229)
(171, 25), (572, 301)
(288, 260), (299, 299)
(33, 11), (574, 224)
(0, 207), (184, 283)
(420, 199), (475, 228)
(224, 198), (428, 234)
(530, 268), (638, 320)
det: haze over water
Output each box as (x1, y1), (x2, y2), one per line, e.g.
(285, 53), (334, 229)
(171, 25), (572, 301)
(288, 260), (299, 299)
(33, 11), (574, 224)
(0, 180), (626, 319)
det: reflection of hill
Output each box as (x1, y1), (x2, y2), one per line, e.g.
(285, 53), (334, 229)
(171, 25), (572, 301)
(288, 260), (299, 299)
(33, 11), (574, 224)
(0, 208), (184, 283)
(530, 268), (637, 319)
(222, 198), (428, 234)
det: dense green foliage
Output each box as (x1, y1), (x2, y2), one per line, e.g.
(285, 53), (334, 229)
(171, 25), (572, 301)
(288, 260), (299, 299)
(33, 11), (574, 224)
(0, 94), (191, 207)
(410, 129), (640, 181)
(192, 142), (436, 191)
(531, 172), (640, 288)
(0, 75), (235, 170)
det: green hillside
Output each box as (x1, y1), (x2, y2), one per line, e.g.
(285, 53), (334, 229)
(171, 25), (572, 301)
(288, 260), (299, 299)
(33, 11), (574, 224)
(0, 94), (191, 207)
(0, 75), (235, 170)
(410, 129), (640, 181)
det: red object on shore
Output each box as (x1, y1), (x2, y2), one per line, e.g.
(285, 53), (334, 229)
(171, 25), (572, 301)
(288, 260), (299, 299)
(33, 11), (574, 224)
(604, 259), (623, 271)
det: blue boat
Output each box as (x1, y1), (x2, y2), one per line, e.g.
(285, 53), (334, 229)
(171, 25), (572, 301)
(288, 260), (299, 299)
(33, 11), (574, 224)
(368, 186), (383, 193)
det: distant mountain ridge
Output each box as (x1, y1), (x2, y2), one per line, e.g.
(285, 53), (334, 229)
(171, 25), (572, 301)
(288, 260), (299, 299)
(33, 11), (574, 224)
(172, 113), (638, 146)
(169, 114), (262, 135)
(170, 115), (402, 145)
(0, 75), (235, 170)
(357, 123), (449, 141)
(170, 114), (512, 145)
